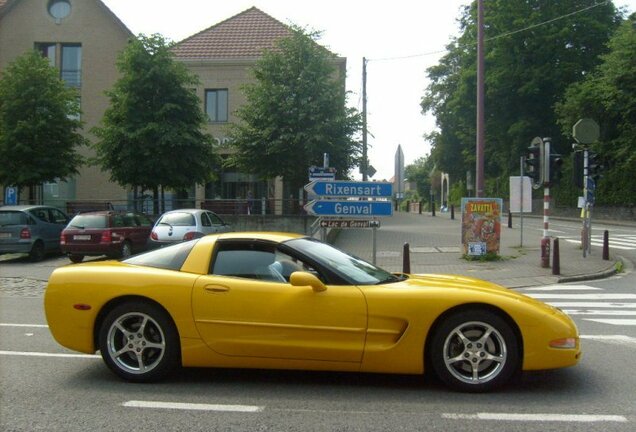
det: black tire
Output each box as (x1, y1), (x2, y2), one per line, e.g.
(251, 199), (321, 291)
(29, 241), (45, 262)
(69, 254), (84, 263)
(120, 240), (132, 258)
(430, 309), (519, 392)
(98, 302), (180, 382)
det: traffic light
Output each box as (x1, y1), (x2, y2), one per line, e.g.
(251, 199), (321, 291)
(588, 151), (604, 182)
(548, 153), (563, 186)
(524, 143), (543, 189)
(572, 150), (584, 189)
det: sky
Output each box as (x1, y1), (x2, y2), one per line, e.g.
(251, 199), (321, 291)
(101, 0), (636, 182)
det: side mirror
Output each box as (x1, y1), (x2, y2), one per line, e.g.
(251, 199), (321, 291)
(290, 271), (327, 292)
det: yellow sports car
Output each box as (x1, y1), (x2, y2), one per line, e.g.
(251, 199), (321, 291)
(44, 232), (580, 392)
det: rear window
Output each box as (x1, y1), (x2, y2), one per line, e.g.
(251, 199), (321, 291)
(0, 211), (28, 226)
(68, 214), (107, 229)
(158, 212), (196, 226)
(123, 240), (198, 271)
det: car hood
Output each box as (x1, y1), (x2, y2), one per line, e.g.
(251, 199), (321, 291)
(389, 272), (551, 308)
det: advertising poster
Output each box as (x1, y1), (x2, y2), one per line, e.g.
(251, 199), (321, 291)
(461, 198), (503, 256)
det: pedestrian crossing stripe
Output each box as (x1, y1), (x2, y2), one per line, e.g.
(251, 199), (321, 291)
(561, 234), (636, 251)
(520, 284), (636, 327)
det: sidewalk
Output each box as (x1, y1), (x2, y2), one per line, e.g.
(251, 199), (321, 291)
(333, 211), (626, 288)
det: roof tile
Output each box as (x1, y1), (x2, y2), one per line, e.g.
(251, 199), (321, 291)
(172, 7), (292, 60)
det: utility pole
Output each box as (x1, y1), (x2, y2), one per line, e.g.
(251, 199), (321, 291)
(476, 0), (485, 197)
(362, 57), (368, 181)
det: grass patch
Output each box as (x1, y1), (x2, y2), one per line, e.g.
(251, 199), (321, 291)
(462, 252), (505, 262)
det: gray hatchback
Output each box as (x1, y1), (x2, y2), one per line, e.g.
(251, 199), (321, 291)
(0, 205), (70, 261)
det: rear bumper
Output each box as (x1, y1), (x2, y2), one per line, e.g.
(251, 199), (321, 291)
(0, 241), (33, 254)
(61, 243), (119, 257)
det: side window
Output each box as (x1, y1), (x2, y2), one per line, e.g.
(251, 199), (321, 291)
(211, 242), (285, 282)
(136, 214), (153, 227)
(30, 209), (50, 222)
(207, 212), (224, 225)
(49, 209), (68, 224)
(201, 213), (211, 227)
(113, 215), (125, 227)
(123, 214), (137, 226)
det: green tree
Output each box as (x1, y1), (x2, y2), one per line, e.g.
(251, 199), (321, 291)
(556, 14), (636, 205)
(229, 27), (362, 197)
(93, 34), (216, 211)
(0, 50), (85, 201)
(405, 156), (435, 199)
(422, 0), (621, 197)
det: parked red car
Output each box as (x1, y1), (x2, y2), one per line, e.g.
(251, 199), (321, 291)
(60, 211), (153, 263)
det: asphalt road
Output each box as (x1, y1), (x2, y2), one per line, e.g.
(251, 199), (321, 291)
(1, 218), (636, 431)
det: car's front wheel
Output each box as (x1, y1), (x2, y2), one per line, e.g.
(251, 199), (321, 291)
(98, 302), (180, 382)
(430, 309), (519, 392)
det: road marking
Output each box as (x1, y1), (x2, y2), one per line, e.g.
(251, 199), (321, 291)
(548, 302), (636, 308)
(563, 310), (636, 316)
(584, 319), (636, 326)
(0, 350), (99, 359)
(442, 413), (627, 422)
(0, 323), (48, 328)
(580, 335), (636, 346)
(529, 294), (636, 300)
(122, 401), (264, 412)
(523, 285), (602, 291)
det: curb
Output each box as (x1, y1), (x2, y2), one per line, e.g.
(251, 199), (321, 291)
(557, 257), (622, 284)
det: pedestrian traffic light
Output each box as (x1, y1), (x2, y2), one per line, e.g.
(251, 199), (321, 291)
(524, 141), (543, 189)
(572, 150), (584, 189)
(588, 151), (604, 182)
(548, 153), (563, 186)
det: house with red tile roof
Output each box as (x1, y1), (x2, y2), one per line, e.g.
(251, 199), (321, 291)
(0, 2), (346, 214)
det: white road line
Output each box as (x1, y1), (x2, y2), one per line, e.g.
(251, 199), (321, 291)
(122, 401), (264, 412)
(584, 319), (636, 326)
(522, 286), (602, 291)
(580, 335), (636, 346)
(442, 413), (627, 422)
(0, 350), (99, 359)
(0, 323), (48, 328)
(564, 239), (633, 250)
(548, 302), (636, 308)
(563, 310), (636, 316)
(529, 294), (636, 300)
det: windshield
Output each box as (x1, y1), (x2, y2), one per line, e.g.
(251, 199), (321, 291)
(286, 238), (400, 285)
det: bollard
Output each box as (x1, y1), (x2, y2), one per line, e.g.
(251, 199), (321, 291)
(419, 201), (423, 214)
(450, 204), (455, 220)
(603, 230), (609, 260)
(432, 200), (436, 217)
(508, 211), (512, 228)
(402, 243), (411, 274)
(541, 237), (550, 268)
(552, 237), (560, 275)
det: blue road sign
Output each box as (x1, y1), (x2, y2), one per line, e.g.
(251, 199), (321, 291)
(4, 186), (17, 205)
(308, 166), (336, 181)
(304, 180), (392, 198)
(304, 200), (393, 217)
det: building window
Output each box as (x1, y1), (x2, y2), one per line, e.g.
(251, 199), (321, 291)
(35, 43), (56, 67)
(48, 0), (71, 21)
(205, 89), (228, 122)
(61, 44), (81, 88)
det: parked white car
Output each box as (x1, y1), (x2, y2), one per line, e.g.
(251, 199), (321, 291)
(149, 209), (231, 248)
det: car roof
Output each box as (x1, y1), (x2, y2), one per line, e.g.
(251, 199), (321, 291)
(71, 210), (141, 216)
(214, 231), (306, 243)
(0, 205), (59, 211)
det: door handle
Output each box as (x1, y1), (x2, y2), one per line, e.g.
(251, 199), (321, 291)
(204, 285), (230, 293)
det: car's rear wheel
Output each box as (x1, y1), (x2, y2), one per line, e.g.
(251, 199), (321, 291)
(430, 309), (519, 392)
(120, 240), (132, 258)
(98, 302), (180, 382)
(69, 254), (84, 263)
(29, 241), (45, 262)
